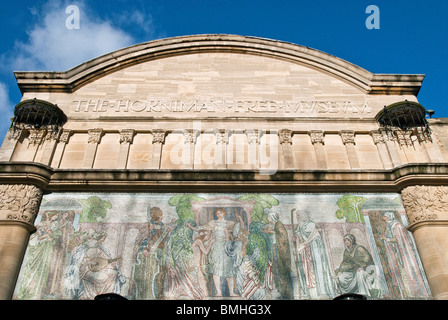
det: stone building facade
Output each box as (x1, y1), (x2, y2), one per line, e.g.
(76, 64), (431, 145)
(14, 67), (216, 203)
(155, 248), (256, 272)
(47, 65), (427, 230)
(0, 34), (447, 300)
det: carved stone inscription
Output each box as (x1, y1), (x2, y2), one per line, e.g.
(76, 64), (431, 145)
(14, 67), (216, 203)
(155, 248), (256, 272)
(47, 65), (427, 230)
(73, 99), (372, 116)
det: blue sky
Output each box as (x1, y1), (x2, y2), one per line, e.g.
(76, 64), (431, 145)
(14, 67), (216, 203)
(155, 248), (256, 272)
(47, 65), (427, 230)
(0, 0), (447, 139)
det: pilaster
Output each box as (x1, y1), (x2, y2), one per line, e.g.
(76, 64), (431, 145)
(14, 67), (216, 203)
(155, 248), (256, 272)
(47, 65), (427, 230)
(309, 130), (326, 169)
(83, 129), (104, 169)
(340, 130), (360, 169)
(150, 129), (166, 169)
(279, 129), (294, 169)
(118, 129), (136, 169)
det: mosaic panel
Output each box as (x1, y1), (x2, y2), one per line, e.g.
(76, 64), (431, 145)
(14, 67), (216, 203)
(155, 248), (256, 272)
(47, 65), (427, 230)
(14, 193), (432, 300)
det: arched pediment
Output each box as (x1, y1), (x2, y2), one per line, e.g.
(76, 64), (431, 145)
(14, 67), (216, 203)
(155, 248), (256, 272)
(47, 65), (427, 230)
(14, 34), (424, 95)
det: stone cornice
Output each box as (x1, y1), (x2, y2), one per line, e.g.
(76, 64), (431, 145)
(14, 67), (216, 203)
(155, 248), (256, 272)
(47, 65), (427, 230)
(0, 162), (447, 193)
(14, 34), (424, 95)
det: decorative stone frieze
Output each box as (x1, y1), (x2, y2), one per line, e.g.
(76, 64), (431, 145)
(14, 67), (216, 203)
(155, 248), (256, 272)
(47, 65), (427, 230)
(340, 130), (356, 145)
(309, 130), (324, 145)
(87, 129), (104, 144)
(401, 185), (448, 229)
(0, 184), (43, 224)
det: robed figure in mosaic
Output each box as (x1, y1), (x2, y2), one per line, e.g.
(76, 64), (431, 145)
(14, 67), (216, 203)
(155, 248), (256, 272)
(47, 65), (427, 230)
(380, 212), (430, 298)
(334, 234), (382, 298)
(264, 212), (294, 299)
(132, 207), (174, 299)
(293, 209), (334, 299)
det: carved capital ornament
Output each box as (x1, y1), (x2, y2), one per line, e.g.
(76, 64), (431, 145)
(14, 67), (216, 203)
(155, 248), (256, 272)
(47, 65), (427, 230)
(401, 185), (448, 230)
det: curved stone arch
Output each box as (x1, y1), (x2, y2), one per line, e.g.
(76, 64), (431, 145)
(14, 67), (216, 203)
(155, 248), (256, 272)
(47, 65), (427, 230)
(14, 34), (424, 95)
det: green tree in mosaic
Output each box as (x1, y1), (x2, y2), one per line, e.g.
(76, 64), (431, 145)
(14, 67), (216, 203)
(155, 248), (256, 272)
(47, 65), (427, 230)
(336, 195), (368, 223)
(237, 194), (279, 223)
(168, 194), (205, 221)
(79, 196), (112, 223)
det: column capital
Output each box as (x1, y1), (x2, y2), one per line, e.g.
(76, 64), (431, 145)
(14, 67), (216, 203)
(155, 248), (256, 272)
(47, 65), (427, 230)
(340, 130), (356, 145)
(214, 129), (229, 144)
(279, 129), (293, 145)
(245, 129), (260, 145)
(0, 184), (43, 226)
(59, 129), (73, 144)
(152, 129), (166, 144)
(401, 185), (448, 231)
(119, 129), (136, 145)
(183, 129), (200, 144)
(28, 128), (47, 146)
(370, 130), (386, 145)
(87, 128), (104, 144)
(309, 130), (325, 145)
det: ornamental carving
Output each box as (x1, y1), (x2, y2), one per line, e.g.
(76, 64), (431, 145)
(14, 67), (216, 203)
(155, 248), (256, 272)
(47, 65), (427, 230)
(87, 129), (104, 144)
(28, 129), (47, 146)
(340, 130), (355, 145)
(214, 129), (229, 144)
(401, 185), (448, 226)
(309, 130), (324, 145)
(59, 130), (73, 144)
(183, 129), (199, 144)
(152, 129), (166, 144)
(370, 130), (385, 145)
(279, 129), (293, 145)
(120, 129), (136, 145)
(0, 184), (43, 223)
(394, 130), (414, 146)
(245, 130), (260, 145)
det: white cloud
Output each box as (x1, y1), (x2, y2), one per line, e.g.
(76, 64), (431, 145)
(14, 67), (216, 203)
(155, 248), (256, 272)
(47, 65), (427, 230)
(0, 82), (13, 138)
(6, 1), (139, 71)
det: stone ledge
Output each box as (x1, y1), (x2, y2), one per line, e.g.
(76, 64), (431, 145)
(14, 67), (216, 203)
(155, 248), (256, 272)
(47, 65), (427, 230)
(0, 162), (447, 193)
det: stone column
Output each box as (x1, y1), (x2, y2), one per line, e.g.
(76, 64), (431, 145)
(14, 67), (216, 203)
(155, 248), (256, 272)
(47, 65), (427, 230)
(83, 129), (104, 169)
(401, 185), (448, 300)
(279, 129), (294, 169)
(246, 129), (260, 169)
(309, 130), (326, 169)
(150, 129), (166, 169)
(118, 129), (136, 169)
(0, 184), (43, 300)
(370, 130), (393, 169)
(214, 129), (229, 169)
(340, 130), (360, 169)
